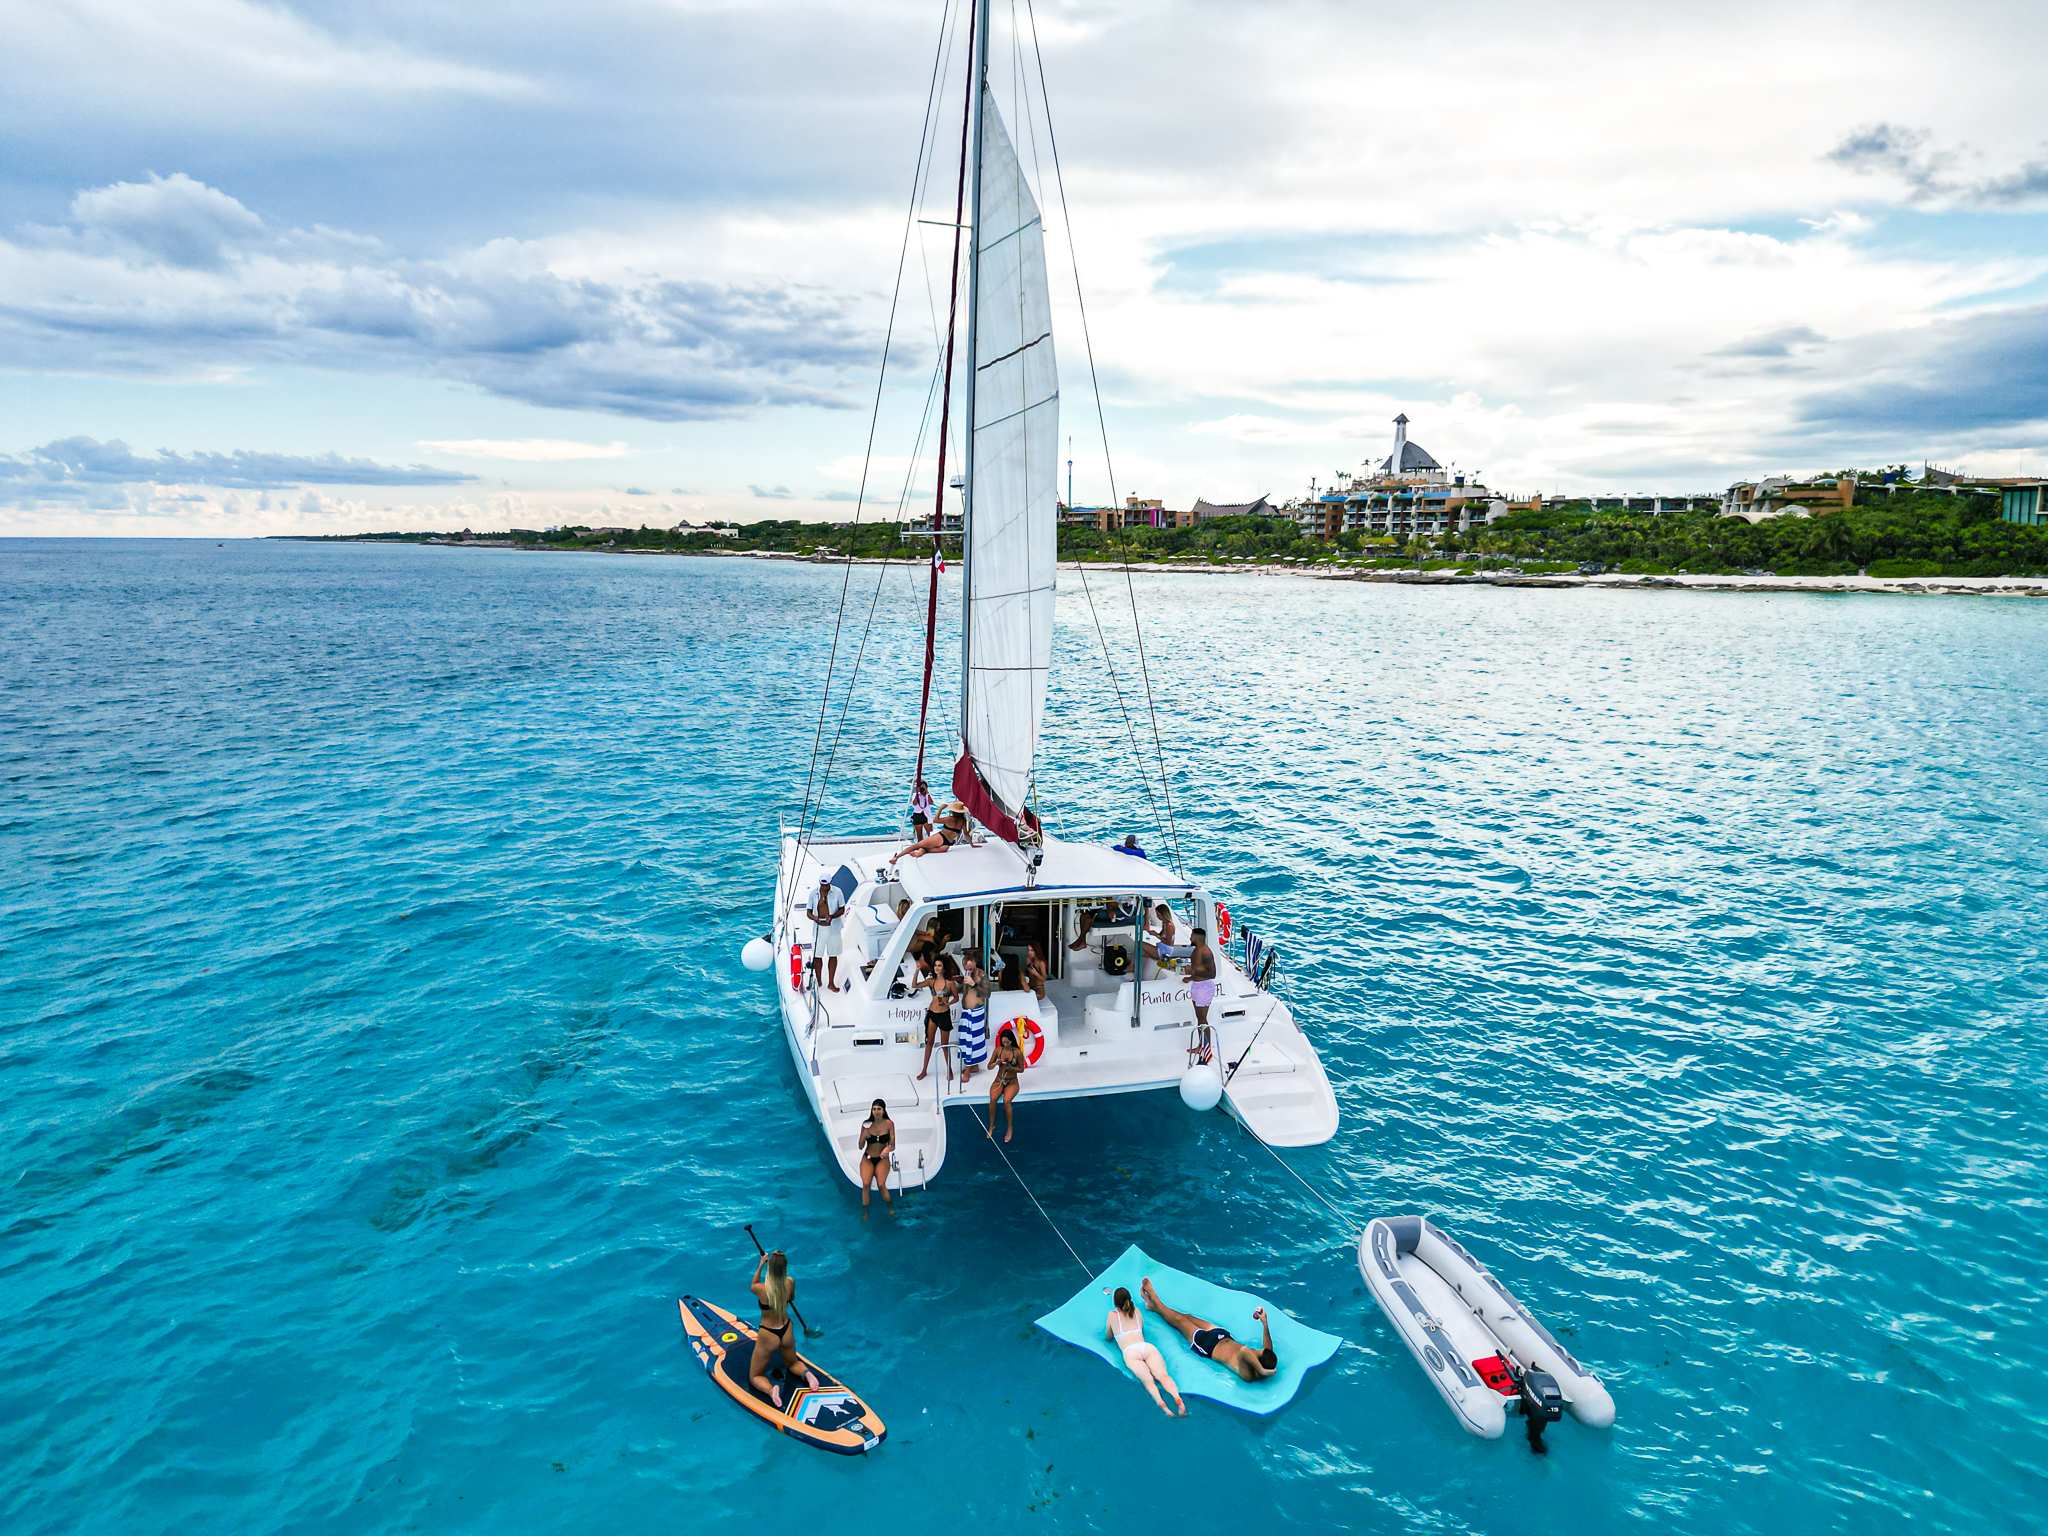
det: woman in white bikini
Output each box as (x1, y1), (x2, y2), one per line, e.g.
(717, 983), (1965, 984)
(1105, 1285), (1185, 1417)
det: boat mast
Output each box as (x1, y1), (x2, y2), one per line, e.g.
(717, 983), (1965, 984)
(957, 0), (991, 741)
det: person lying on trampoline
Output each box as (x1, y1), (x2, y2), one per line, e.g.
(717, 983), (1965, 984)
(1141, 1277), (1278, 1382)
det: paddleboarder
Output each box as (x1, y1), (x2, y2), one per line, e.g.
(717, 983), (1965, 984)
(749, 1251), (817, 1406)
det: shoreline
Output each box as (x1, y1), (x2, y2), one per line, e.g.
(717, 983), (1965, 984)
(310, 539), (2048, 597)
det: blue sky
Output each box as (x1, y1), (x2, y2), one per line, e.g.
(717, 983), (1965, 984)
(4, 0), (2047, 534)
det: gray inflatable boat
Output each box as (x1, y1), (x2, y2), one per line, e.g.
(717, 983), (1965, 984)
(1358, 1215), (1614, 1443)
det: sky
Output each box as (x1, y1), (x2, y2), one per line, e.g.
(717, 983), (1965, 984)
(4, 0), (2048, 536)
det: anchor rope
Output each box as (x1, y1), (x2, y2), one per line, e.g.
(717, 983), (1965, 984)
(966, 1104), (1095, 1277)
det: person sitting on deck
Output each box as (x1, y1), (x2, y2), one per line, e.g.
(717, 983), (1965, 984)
(1140, 1277), (1278, 1382)
(986, 1025), (1026, 1143)
(905, 914), (942, 970)
(1145, 901), (1177, 949)
(1111, 833), (1147, 859)
(1140, 907), (1188, 977)
(890, 809), (969, 861)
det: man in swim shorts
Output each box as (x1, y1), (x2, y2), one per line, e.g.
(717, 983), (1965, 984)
(808, 877), (848, 992)
(1140, 1277), (1277, 1382)
(1186, 926), (1216, 1030)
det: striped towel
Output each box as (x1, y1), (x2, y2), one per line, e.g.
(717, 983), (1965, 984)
(1243, 931), (1264, 983)
(957, 1003), (989, 1066)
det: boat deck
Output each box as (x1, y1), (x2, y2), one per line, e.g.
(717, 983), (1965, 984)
(771, 830), (1339, 1186)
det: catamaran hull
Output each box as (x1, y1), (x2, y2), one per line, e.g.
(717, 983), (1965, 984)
(766, 831), (1336, 1191)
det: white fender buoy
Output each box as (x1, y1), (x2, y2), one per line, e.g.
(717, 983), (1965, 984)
(1179, 1064), (1223, 1111)
(740, 936), (774, 971)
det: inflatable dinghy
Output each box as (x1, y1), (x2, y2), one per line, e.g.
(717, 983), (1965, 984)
(1358, 1216), (1614, 1442)
(678, 1296), (886, 1454)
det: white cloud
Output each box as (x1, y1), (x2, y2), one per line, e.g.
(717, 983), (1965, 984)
(418, 438), (633, 461)
(9, 0), (2048, 533)
(6, 0), (529, 107)
(0, 175), (877, 420)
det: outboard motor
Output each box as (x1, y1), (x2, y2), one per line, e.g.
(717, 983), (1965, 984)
(1515, 1363), (1565, 1453)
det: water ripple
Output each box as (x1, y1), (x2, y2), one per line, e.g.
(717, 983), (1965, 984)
(1, 541), (2044, 1534)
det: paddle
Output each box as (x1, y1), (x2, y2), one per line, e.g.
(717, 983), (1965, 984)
(744, 1224), (822, 1338)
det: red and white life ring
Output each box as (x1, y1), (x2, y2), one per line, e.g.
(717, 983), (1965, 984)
(997, 1014), (1046, 1067)
(1216, 903), (1232, 943)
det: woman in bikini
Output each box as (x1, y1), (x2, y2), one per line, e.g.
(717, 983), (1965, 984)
(1023, 940), (1049, 1001)
(1105, 1285), (1185, 1417)
(747, 1250), (816, 1406)
(890, 809), (967, 862)
(858, 1098), (895, 1217)
(987, 1024), (1026, 1142)
(913, 953), (960, 1082)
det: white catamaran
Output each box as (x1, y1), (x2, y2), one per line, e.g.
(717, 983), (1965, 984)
(742, 0), (1338, 1189)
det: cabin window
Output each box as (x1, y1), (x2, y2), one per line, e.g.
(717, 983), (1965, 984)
(989, 901), (1054, 987)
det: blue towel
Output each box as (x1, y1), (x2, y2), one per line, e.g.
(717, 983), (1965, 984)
(1034, 1244), (1342, 1417)
(957, 1003), (988, 1065)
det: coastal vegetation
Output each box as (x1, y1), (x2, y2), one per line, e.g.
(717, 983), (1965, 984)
(311, 487), (2047, 577)
(1462, 487), (2045, 577)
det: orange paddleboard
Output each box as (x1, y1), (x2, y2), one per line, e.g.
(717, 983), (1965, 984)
(677, 1296), (885, 1455)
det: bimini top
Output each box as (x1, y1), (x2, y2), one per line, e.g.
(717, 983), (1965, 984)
(895, 833), (1194, 905)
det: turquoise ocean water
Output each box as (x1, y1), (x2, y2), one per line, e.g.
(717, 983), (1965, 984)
(3, 538), (2044, 1533)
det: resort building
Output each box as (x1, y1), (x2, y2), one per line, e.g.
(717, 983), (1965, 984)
(1056, 495), (1195, 532)
(1189, 495), (1281, 522)
(898, 511), (965, 541)
(1719, 476), (1855, 523)
(1294, 415), (1505, 540)
(1994, 481), (2046, 525)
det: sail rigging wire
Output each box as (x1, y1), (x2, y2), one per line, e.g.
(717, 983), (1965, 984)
(803, 347), (949, 850)
(792, 0), (962, 850)
(1018, 0), (1186, 875)
(914, 0), (980, 790)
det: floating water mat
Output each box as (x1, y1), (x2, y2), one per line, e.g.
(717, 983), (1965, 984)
(1034, 1243), (1342, 1416)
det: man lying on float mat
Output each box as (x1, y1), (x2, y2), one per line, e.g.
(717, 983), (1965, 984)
(1142, 1277), (1277, 1381)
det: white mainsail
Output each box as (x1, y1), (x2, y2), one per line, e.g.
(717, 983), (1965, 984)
(962, 87), (1058, 820)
